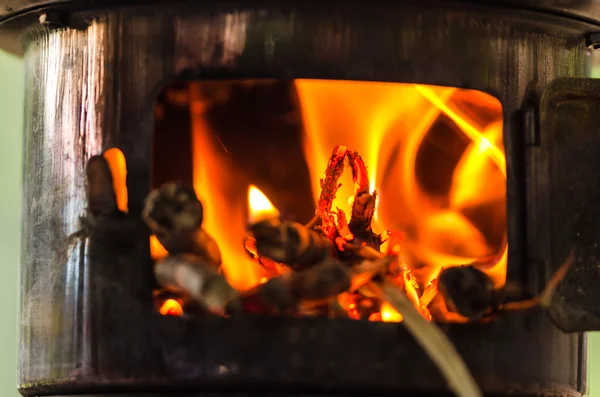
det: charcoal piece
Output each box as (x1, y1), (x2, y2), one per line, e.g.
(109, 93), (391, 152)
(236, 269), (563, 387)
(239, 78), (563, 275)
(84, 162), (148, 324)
(437, 265), (495, 320)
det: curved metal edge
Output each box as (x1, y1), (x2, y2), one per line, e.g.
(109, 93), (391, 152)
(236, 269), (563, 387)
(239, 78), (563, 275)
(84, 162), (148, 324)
(3, 0), (600, 56)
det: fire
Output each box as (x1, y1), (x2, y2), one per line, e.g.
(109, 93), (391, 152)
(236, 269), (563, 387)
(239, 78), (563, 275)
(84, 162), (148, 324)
(150, 235), (169, 261)
(177, 80), (506, 322)
(188, 83), (268, 290)
(295, 80), (507, 309)
(380, 302), (403, 323)
(159, 298), (184, 316)
(103, 147), (128, 213)
(248, 184), (280, 224)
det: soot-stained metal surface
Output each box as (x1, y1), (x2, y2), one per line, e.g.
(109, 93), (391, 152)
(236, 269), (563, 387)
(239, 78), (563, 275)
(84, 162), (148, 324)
(539, 78), (600, 332)
(2, 0), (600, 24)
(15, 1), (598, 396)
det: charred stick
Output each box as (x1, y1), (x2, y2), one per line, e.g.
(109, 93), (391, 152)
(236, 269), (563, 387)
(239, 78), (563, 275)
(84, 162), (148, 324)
(235, 257), (352, 315)
(155, 253), (238, 315)
(347, 150), (380, 249)
(290, 258), (352, 301)
(237, 253), (393, 317)
(498, 250), (575, 312)
(143, 182), (221, 267)
(348, 256), (394, 292)
(86, 155), (119, 217)
(318, 145), (349, 240)
(347, 150), (370, 194)
(341, 242), (386, 261)
(249, 218), (333, 272)
(365, 280), (482, 397)
(245, 237), (286, 277)
(335, 208), (354, 243)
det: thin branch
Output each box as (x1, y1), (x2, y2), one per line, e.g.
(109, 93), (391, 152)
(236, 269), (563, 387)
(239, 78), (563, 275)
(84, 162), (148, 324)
(365, 280), (482, 397)
(499, 250), (574, 312)
(342, 242), (386, 260)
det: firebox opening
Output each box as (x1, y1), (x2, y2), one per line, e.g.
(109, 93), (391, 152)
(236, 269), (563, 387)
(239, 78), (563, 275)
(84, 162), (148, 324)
(149, 79), (506, 324)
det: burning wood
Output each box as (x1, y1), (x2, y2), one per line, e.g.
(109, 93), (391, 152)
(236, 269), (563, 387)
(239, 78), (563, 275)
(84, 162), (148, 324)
(248, 218), (333, 272)
(127, 141), (573, 326)
(437, 266), (495, 321)
(154, 253), (238, 315)
(424, 252), (575, 322)
(234, 255), (391, 316)
(143, 182), (221, 267)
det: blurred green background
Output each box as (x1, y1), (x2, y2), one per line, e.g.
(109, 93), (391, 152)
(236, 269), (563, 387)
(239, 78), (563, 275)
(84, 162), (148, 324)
(0, 49), (599, 396)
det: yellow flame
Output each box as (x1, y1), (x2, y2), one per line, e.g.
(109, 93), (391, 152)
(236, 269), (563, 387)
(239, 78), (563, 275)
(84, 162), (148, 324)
(414, 84), (506, 176)
(248, 185), (280, 224)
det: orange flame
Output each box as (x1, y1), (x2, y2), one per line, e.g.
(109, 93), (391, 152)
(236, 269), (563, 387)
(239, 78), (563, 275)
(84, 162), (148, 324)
(179, 80), (506, 322)
(188, 83), (268, 290)
(159, 298), (184, 316)
(295, 80), (507, 294)
(103, 147), (128, 213)
(150, 235), (169, 261)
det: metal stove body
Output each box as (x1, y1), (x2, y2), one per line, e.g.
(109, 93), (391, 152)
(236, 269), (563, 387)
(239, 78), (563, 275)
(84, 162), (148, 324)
(3, 1), (600, 396)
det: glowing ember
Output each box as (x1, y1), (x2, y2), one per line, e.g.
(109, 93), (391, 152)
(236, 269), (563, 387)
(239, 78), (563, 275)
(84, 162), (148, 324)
(380, 302), (403, 323)
(159, 298), (184, 316)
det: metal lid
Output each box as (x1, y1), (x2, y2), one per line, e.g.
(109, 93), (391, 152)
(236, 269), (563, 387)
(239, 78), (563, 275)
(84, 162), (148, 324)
(1, 0), (600, 55)
(2, 0), (600, 22)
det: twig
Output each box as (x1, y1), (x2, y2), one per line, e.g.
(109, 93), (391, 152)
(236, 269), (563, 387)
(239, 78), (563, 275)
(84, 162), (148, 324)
(348, 256), (393, 292)
(499, 250), (574, 312)
(342, 242), (386, 260)
(365, 280), (482, 397)
(318, 145), (349, 240)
